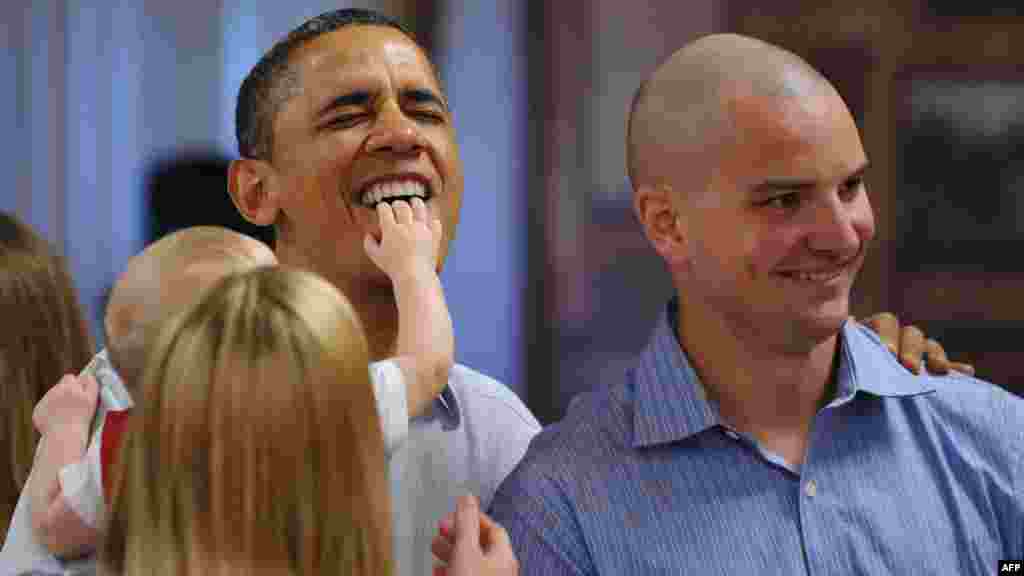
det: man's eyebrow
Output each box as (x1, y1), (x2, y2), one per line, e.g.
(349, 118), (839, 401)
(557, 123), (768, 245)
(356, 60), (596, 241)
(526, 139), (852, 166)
(402, 88), (447, 110)
(751, 177), (818, 196)
(752, 161), (871, 195)
(316, 91), (372, 118)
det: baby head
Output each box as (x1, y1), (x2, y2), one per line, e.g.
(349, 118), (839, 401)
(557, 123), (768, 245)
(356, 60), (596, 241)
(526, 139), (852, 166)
(103, 226), (276, 389)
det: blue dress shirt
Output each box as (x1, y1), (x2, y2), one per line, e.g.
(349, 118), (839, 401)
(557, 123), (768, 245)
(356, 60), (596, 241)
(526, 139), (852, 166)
(490, 300), (1023, 575)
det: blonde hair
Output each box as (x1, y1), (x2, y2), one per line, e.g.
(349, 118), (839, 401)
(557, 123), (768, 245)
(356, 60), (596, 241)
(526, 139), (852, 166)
(0, 212), (92, 536)
(102, 266), (391, 575)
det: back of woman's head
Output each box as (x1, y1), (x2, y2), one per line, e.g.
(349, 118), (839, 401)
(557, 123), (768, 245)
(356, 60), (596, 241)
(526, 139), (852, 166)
(103, 266), (391, 576)
(0, 212), (92, 535)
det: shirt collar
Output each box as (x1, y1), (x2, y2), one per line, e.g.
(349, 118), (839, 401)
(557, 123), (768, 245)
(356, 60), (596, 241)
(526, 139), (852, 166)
(630, 301), (935, 448)
(631, 299), (723, 448)
(835, 322), (936, 400)
(426, 384), (461, 431)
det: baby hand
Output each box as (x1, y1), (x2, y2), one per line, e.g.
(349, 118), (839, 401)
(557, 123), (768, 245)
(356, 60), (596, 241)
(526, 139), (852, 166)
(364, 197), (443, 281)
(32, 373), (99, 438)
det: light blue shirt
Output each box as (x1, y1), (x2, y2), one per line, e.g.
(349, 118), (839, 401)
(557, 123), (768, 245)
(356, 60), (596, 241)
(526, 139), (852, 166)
(490, 300), (1023, 575)
(390, 364), (540, 576)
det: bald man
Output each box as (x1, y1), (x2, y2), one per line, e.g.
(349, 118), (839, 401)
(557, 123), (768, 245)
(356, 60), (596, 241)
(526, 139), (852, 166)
(489, 34), (1023, 574)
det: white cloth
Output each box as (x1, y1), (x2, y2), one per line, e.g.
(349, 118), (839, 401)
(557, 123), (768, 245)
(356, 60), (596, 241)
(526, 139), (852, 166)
(369, 359), (409, 457)
(54, 427), (104, 531)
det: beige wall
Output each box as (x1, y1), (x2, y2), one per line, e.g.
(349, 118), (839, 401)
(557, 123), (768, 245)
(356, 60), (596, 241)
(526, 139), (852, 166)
(532, 0), (723, 420)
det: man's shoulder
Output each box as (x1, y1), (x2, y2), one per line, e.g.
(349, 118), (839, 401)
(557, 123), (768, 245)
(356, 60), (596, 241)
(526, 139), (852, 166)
(918, 369), (1024, 442)
(501, 377), (635, 493)
(448, 364), (540, 431)
(849, 323), (1024, 446)
(422, 365), (542, 506)
(489, 377), (634, 573)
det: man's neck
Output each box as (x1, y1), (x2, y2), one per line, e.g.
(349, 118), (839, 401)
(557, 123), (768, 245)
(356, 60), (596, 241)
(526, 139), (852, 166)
(346, 282), (400, 362)
(676, 296), (841, 468)
(274, 243), (399, 362)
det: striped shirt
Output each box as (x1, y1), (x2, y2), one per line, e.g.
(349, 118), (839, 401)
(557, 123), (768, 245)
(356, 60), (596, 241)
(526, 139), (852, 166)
(490, 300), (1024, 575)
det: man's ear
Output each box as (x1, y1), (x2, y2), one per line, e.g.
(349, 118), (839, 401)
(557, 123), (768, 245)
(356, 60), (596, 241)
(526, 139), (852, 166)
(633, 183), (688, 266)
(228, 158), (280, 226)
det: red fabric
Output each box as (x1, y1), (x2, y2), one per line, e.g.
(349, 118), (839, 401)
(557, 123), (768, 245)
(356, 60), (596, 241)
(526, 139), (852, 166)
(100, 409), (131, 501)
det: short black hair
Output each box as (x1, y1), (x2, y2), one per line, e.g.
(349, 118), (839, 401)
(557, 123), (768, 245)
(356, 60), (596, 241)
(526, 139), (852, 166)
(235, 8), (417, 161)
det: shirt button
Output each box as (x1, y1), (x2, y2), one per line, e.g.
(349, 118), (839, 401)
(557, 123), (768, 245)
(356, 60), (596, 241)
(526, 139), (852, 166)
(804, 480), (817, 498)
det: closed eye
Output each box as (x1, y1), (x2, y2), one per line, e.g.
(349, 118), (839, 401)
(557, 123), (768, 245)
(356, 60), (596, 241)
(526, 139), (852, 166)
(323, 114), (367, 130)
(408, 109), (446, 124)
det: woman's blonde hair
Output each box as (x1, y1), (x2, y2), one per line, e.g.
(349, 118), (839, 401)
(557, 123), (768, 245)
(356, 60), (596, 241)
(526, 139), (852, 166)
(102, 266), (391, 575)
(0, 212), (92, 536)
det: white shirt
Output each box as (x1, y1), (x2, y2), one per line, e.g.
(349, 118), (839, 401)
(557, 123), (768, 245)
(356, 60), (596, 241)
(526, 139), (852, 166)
(389, 364), (541, 576)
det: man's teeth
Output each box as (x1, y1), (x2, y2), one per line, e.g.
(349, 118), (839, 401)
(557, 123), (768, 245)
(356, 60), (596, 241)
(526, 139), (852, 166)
(362, 181), (428, 206)
(788, 269), (842, 282)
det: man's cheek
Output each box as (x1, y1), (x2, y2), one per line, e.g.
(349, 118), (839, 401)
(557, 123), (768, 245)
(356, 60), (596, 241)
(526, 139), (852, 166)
(747, 231), (794, 274)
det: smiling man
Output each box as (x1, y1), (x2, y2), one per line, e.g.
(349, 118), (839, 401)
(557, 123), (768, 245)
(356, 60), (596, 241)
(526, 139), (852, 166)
(226, 10), (540, 576)
(489, 34), (1023, 574)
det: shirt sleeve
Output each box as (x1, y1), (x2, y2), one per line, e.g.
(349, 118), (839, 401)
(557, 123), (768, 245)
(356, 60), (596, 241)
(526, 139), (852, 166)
(369, 359), (409, 457)
(489, 467), (594, 576)
(57, 424), (105, 529)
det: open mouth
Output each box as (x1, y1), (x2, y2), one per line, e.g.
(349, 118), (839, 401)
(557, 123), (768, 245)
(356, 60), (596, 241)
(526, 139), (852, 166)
(359, 178), (433, 209)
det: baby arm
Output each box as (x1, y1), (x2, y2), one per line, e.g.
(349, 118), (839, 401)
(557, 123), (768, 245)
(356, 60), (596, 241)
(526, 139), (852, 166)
(28, 373), (101, 558)
(364, 197), (454, 420)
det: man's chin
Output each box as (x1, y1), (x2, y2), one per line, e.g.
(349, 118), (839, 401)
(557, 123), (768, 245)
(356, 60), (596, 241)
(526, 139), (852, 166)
(796, 308), (849, 342)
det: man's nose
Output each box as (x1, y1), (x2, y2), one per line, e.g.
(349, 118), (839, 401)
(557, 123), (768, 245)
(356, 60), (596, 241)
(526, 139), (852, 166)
(366, 104), (425, 155)
(805, 195), (870, 259)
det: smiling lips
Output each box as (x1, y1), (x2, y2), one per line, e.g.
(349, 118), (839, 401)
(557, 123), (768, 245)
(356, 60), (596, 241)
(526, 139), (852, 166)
(778, 256), (860, 284)
(360, 179), (431, 208)
(781, 268), (844, 283)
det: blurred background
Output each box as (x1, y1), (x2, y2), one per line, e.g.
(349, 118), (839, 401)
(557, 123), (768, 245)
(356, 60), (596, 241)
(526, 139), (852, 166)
(3, 1), (1021, 424)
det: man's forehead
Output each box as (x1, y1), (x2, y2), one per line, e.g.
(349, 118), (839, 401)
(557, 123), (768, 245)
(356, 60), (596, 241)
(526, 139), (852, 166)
(295, 26), (437, 87)
(714, 92), (864, 180)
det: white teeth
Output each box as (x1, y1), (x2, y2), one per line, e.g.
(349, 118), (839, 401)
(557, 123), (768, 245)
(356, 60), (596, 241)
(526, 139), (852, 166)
(398, 181), (419, 197)
(790, 269), (841, 282)
(361, 180), (428, 206)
